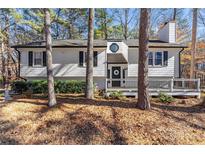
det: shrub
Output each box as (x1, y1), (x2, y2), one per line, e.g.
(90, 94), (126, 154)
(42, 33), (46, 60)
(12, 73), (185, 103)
(11, 80), (86, 94)
(11, 80), (28, 94)
(28, 80), (48, 94)
(109, 91), (125, 99)
(55, 80), (85, 93)
(158, 92), (175, 103)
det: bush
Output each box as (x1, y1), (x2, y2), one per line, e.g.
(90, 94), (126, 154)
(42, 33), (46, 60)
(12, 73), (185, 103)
(11, 80), (28, 94)
(55, 80), (85, 93)
(158, 92), (175, 103)
(109, 91), (125, 99)
(11, 80), (86, 94)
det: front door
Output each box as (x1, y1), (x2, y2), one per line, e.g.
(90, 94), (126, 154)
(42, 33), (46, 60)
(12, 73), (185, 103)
(112, 66), (121, 87)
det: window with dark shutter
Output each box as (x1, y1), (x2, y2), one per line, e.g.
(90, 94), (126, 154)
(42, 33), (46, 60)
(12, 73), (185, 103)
(93, 51), (98, 67)
(79, 51), (84, 66)
(163, 51), (168, 66)
(43, 51), (47, 66)
(28, 51), (33, 66)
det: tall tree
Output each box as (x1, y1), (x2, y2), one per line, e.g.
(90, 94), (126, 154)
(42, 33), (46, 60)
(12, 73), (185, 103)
(112, 8), (139, 39)
(190, 8), (198, 79)
(44, 8), (57, 107)
(86, 8), (94, 99)
(95, 8), (113, 39)
(137, 8), (151, 110)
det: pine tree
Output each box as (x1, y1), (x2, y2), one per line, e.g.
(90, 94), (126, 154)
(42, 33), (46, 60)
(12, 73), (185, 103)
(137, 8), (151, 110)
(44, 8), (57, 107)
(86, 8), (94, 99)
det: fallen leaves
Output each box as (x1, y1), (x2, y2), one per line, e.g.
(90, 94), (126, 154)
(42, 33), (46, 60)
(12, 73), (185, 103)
(0, 95), (205, 144)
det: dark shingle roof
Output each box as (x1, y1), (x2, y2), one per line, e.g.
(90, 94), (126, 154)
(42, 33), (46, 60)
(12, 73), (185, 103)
(11, 39), (187, 48)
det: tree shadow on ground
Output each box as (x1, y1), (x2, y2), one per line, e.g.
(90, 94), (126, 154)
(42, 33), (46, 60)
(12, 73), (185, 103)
(32, 104), (127, 145)
(152, 106), (205, 131)
(15, 96), (137, 110)
(152, 103), (204, 114)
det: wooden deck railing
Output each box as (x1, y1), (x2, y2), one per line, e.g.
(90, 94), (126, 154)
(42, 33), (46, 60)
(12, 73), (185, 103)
(105, 78), (201, 93)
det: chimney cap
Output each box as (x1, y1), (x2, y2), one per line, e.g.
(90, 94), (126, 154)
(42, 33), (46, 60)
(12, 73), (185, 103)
(159, 21), (176, 31)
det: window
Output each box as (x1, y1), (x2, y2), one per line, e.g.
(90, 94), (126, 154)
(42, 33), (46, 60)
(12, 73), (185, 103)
(34, 52), (43, 66)
(148, 51), (168, 67)
(110, 43), (119, 53)
(79, 51), (98, 67)
(28, 51), (46, 67)
(148, 52), (153, 66)
(155, 52), (162, 66)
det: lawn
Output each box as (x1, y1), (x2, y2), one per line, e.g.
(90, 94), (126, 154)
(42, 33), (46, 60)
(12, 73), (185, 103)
(0, 94), (205, 145)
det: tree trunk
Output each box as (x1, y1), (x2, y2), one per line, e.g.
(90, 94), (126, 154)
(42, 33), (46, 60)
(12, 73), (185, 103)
(44, 8), (57, 107)
(3, 14), (12, 102)
(103, 8), (108, 40)
(190, 8), (198, 79)
(137, 8), (151, 110)
(86, 8), (94, 99)
(124, 9), (128, 40)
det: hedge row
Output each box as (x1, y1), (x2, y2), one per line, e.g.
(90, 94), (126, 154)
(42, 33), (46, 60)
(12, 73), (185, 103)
(11, 80), (86, 94)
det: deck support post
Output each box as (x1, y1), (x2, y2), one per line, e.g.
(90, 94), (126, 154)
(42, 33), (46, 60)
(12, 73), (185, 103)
(105, 78), (107, 93)
(170, 78), (174, 92)
(197, 78), (200, 92)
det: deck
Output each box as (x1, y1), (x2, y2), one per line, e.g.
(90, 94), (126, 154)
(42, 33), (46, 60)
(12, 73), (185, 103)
(105, 78), (201, 98)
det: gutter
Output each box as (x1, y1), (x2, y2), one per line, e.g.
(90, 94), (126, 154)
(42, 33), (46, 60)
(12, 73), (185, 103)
(178, 47), (185, 78)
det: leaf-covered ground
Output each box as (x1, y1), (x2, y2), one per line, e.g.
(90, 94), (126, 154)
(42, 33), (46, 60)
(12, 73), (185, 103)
(0, 94), (205, 145)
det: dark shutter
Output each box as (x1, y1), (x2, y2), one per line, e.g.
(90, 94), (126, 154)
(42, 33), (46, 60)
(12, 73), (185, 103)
(93, 51), (98, 67)
(28, 51), (33, 66)
(79, 51), (84, 66)
(107, 69), (110, 78)
(163, 51), (168, 66)
(123, 69), (126, 79)
(43, 51), (47, 66)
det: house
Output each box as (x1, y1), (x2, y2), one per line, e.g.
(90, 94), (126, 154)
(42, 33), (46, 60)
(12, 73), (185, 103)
(12, 21), (201, 98)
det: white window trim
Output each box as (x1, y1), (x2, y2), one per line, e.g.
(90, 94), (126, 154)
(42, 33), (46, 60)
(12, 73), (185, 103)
(33, 52), (43, 67)
(148, 51), (166, 67)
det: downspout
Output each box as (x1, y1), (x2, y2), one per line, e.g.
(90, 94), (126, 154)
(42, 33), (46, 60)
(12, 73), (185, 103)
(14, 47), (27, 81)
(178, 47), (185, 78)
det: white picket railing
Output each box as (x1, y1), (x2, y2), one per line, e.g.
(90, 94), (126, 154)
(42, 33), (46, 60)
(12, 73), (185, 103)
(105, 78), (201, 93)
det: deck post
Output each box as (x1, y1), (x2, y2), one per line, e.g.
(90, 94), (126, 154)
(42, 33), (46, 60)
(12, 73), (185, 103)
(197, 78), (200, 92)
(182, 79), (185, 89)
(105, 78), (107, 93)
(170, 78), (174, 92)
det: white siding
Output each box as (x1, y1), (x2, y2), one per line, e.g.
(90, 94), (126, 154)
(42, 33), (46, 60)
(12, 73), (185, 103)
(158, 22), (176, 43)
(19, 48), (106, 77)
(169, 22), (176, 43)
(107, 42), (128, 61)
(128, 48), (180, 77)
